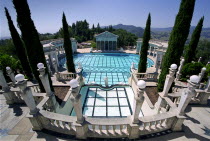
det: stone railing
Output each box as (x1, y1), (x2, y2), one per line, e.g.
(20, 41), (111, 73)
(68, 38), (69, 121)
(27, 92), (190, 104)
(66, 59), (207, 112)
(31, 94), (179, 139)
(5, 85), (43, 105)
(129, 73), (154, 109)
(56, 72), (77, 81)
(139, 111), (177, 135)
(10, 87), (24, 103)
(135, 73), (158, 82)
(169, 88), (210, 105)
(29, 84), (41, 93)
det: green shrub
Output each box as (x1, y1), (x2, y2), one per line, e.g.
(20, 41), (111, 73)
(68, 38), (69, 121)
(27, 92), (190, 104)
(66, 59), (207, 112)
(181, 62), (204, 79)
(206, 64), (210, 76)
(0, 53), (22, 71)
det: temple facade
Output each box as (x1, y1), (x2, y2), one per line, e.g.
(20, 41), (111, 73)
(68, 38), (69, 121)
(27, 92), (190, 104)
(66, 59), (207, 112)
(95, 31), (118, 50)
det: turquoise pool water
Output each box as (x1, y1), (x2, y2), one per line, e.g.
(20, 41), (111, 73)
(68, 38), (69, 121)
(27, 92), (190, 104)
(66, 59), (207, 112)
(59, 53), (154, 85)
(70, 86), (144, 117)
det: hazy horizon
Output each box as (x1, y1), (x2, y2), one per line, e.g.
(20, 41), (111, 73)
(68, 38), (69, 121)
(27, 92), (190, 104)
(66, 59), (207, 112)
(1, 0), (210, 38)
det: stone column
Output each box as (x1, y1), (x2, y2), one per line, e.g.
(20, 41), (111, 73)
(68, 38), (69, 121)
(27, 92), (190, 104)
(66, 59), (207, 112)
(198, 67), (206, 83)
(177, 75), (199, 116)
(116, 40), (118, 50)
(197, 76), (210, 104)
(53, 58), (58, 73)
(37, 63), (56, 111)
(129, 80), (146, 139)
(69, 80), (88, 139)
(132, 83), (145, 123)
(49, 52), (54, 67)
(0, 70), (14, 104)
(46, 61), (52, 76)
(56, 49), (60, 58)
(206, 76), (210, 92)
(15, 74), (39, 115)
(162, 64), (177, 96)
(131, 62), (135, 70)
(69, 80), (84, 123)
(55, 52), (59, 67)
(176, 58), (185, 80)
(6, 67), (16, 85)
(15, 74), (43, 130)
(155, 52), (159, 71)
(103, 40), (105, 50)
(155, 61), (160, 73)
(155, 64), (177, 113)
(153, 48), (156, 57)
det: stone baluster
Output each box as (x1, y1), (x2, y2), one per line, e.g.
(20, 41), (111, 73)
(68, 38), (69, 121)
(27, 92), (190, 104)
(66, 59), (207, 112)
(130, 62), (135, 73)
(15, 74), (43, 130)
(177, 75), (199, 115)
(6, 67), (16, 85)
(46, 61), (52, 76)
(198, 67), (206, 84)
(54, 51), (59, 67)
(37, 63), (56, 111)
(155, 61), (160, 73)
(176, 58), (185, 80)
(52, 58), (58, 73)
(153, 48), (156, 57)
(206, 76), (210, 92)
(131, 62), (135, 69)
(198, 76), (210, 104)
(78, 62), (82, 69)
(69, 79), (87, 139)
(155, 64), (177, 113)
(0, 70), (14, 104)
(129, 80), (146, 139)
(77, 63), (84, 86)
(104, 77), (108, 87)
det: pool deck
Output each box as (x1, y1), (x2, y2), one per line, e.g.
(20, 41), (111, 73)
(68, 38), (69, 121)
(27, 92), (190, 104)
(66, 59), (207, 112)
(52, 48), (157, 86)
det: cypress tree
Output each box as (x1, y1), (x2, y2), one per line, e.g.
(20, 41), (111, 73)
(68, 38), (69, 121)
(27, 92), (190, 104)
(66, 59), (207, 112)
(62, 13), (76, 73)
(97, 23), (100, 33)
(13, 0), (53, 92)
(138, 13), (151, 73)
(184, 17), (204, 64)
(158, 0), (196, 92)
(5, 7), (33, 80)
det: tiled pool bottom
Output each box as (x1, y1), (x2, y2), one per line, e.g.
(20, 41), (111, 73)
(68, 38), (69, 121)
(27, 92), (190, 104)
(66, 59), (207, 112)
(59, 53), (154, 86)
(71, 86), (144, 117)
(83, 72), (129, 86)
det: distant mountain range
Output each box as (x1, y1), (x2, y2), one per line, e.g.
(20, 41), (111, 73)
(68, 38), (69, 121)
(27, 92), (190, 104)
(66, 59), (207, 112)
(113, 24), (144, 37)
(112, 24), (210, 41)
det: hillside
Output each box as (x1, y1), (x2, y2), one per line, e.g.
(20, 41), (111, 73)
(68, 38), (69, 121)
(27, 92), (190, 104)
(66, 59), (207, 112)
(112, 24), (144, 37)
(112, 24), (210, 41)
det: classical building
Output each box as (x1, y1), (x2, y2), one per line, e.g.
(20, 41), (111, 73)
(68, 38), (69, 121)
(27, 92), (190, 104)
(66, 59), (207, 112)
(95, 31), (119, 50)
(42, 38), (77, 54)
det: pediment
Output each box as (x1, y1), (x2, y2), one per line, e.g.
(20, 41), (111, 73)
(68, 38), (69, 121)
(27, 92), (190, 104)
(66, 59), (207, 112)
(95, 31), (118, 38)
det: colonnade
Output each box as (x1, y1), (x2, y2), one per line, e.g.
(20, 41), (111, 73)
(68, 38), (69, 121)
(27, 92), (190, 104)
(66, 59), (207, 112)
(96, 40), (117, 50)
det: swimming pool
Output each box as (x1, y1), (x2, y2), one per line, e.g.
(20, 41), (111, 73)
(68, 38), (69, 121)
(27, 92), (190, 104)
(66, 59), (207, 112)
(59, 53), (154, 85)
(70, 86), (144, 117)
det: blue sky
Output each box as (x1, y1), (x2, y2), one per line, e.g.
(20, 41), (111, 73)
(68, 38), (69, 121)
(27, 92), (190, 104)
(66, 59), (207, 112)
(0, 0), (209, 37)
